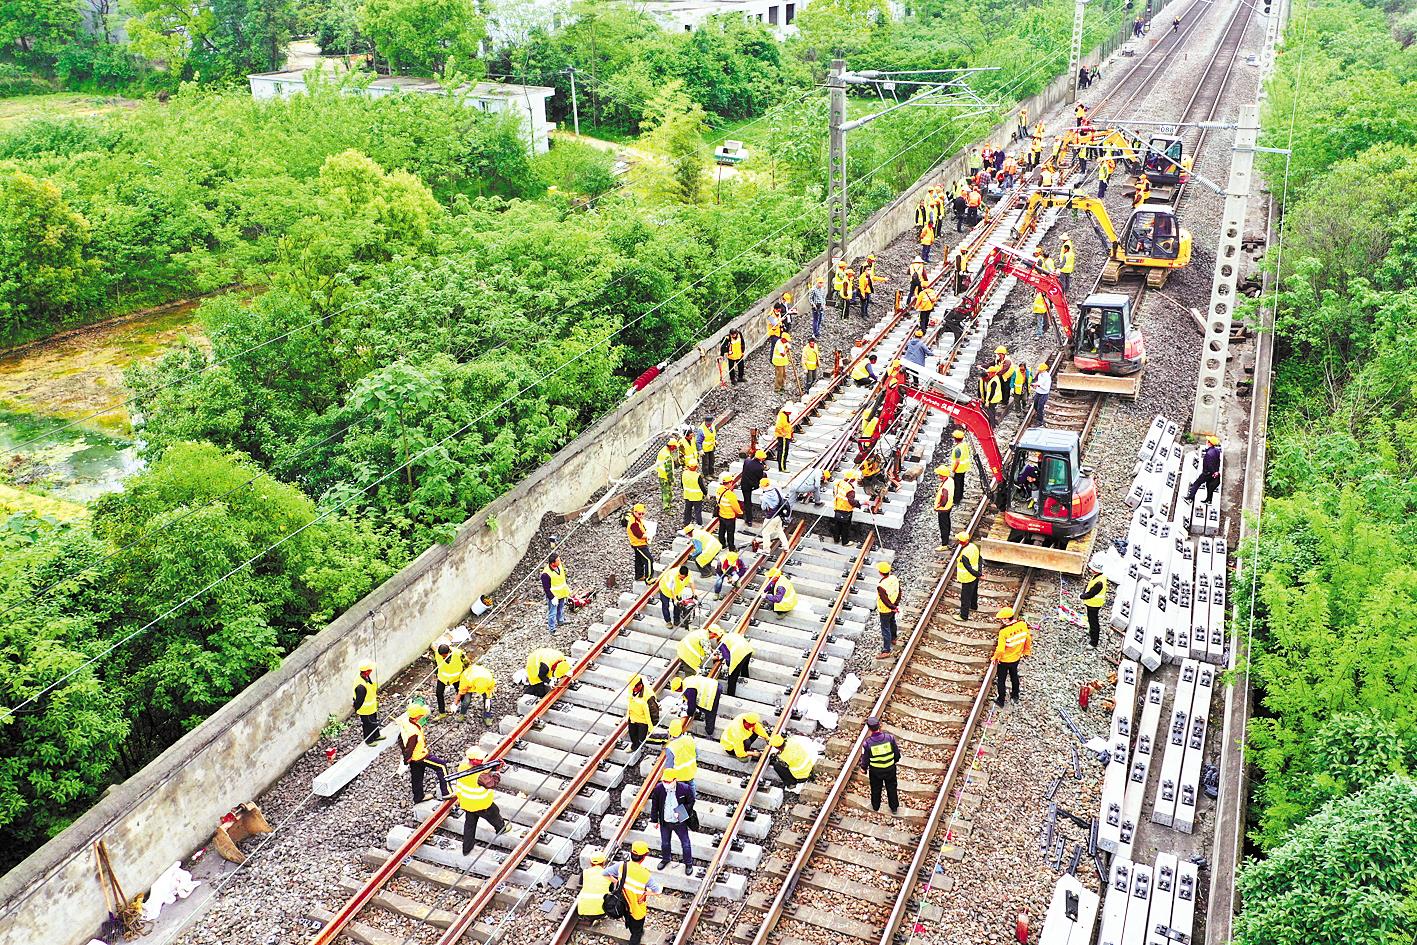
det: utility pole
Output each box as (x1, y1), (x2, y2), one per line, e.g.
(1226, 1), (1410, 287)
(1069, 0), (1089, 103)
(827, 59), (849, 268)
(565, 66), (581, 136)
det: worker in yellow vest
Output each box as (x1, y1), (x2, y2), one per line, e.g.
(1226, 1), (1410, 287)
(949, 429), (971, 505)
(773, 404), (794, 472)
(771, 333), (792, 392)
(1057, 235), (1076, 293)
(708, 623), (754, 696)
(716, 474), (743, 552)
(720, 711), (770, 760)
(831, 470), (860, 544)
(698, 415), (717, 477)
(577, 850), (612, 918)
(850, 353), (878, 387)
(914, 282), (938, 333)
(767, 733), (815, 788)
(604, 841), (660, 945)
(1033, 290), (1050, 338)
(525, 647), (570, 698)
(433, 642), (467, 717)
(721, 328), (746, 384)
(993, 606), (1033, 706)
(919, 220), (936, 263)
(978, 366), (1004, 426)
(663, 716), (698, 786)
(830, 258), (849, 306)
(656, 439), (678, 511)
(713, 549), (746, 595)
(398, 703), (449, 803)
(857, 266), (875, 320)
(456, 661), (496, 725)
(625, 673), (658, 749)
(763, 567), (798, 613)
(679, 429), (698, 470)
(353, 660), (381, 744)
(681, 461), (704, 526)
(681, 524), (722, 572)
(957, 532), (981, 619)
(1082, 559), (1108, 647)
(676, 626), (711, 675)
(659, 565), (695, 628)
(453, 746), (505, 855)
(541, 552), (571, 633)
(671, 673), (722, 736)
(933, 465), (955, 553)
(628, 503), (653, 585)
(875, 561), (901, 659)
(802, 338), (820, 390)
(766, 307), (783, 342)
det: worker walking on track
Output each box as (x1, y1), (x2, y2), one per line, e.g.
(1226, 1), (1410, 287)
(525, 647), (570, 697)
(353, 660), (382, 744)
(993, 606), (1033, 706)
(628, 503), (653, 585)
(915, 282), (938, 333)
(659, 565), (695, 627)
(933, 466), (954, 552)
(399, 703), (449, 803)
(860, 716), (901, 815)
(957, 532), (981, 619)
(767, 733), (816, 788)
(709, 623), (754, 696)
(716, 475), (743, 552)
(1082, 559), (1108, 647)
(875, 561), (902, 659)
(721, 712), (770, 759)
(759, 478), (790, 553)
(671, 673), (722, 736)
(664, 715), (698, 793)
(832, 470), (860, 544)
(681, 461), (704, 526)
(949, 429), (971, 505)
(542, 552), (571, 633)
(721, 329), (747, 384)
(454, 747), (505, 854)
(457, 660), (496, 724)
(625, 674), (658, 749)
(656, 439), (678, 511)
(604, 841), (660, 945)
(433, 642), (467, 717)
(774, 405), (794, 471)
(697, 416), (717, 477)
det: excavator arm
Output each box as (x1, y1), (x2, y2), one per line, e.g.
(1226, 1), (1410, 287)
(1017, 188), (1118, 256)
(898, 386), (1007, 491)
(963, 247), (1073, 344)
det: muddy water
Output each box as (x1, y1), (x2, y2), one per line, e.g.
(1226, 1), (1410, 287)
(0, 301), (209, 504)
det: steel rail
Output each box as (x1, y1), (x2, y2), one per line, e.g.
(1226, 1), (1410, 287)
(1174, 0), (1255, 206)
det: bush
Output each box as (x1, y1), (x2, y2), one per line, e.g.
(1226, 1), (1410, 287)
(0, 65), (54, 98)
(53, 43), (141, 91)
(532, 140), (618, 197)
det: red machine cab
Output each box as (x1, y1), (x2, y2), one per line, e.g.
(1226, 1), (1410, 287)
(1075, 292), (1145, 376)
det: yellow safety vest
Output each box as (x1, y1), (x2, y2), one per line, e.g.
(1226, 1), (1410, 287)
(680, 438), (698, 467)
(957, 543), (980, 584)
(767, 312), (782, 338)
(1060, 246), (1076, 274)
(717, 487), (742, 519)
(682, 674), (719, 710)
(700, 423), (716, 453)
(779, 737), (814, 779)
(867, 738), (896, 769)
(771, 578), (798, 613)
(689, 528), (721, 568)
(657, 447), (674, 481)
(400, 716), (429, 762)
(1083, 575), (1108, 608)
(666, 733), (698, 782)
(453, 760), (495, 812)
(543, 565), (570, 600)
(720, 632), (753, 670)
(833, 479), (856, 513)
(659, 570), (692, 600)
(850, 360), (871, 382)
(622, 861), (652, 920)
(527, 648), (568, 685)
(995, 620), (1032, 662)
(775, 413), (793, 440)
(920, 224), (935, 246)
(458, 663), (495, 696)
(729, 336), (744, 359)
(979, 374), (1003, 405)
(876, 574), (900, 614)
(627, 677), (656, 724)
(677, 630), (709, 669)
(682, 468), (704, 502)
(934, 480), (954, 512)
(859, 272), (873, 295)
(577, 867), (612, 917)
(1033, 292), (1049, 315)
(627, 517), (649, 547)
(435, 647), (467, 684)
(721, 718), (766, 757)
(355, 677), (378, 715)
(951, 441), (972, 474)
(772, 339), (791, 366)
(802, 345), (819, 371)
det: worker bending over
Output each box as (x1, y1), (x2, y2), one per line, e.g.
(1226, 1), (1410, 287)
(708, 623), (754, 696)
(713, 549), (746, 595)
(721, 712), (771, 760)
(763, 568), (798, 614)
(768, 733), (815, 788)
(682, 524), (722, 573)
(456, 661), (496, 724)
(671, 674), (722, 737)
(525, 647), (570, 698)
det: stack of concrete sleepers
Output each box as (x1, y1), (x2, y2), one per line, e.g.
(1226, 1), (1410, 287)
(1191, 535), (1228, 665)
(1097, 853), (1199, 945)
(1038, 873), (1101, 945)
(1114, 678), (1165, 862)
(1097, 659), (1140, 855)
(1150, 658), (1214, 833)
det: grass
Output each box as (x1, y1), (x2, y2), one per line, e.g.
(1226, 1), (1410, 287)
(0, 92), (136, 126)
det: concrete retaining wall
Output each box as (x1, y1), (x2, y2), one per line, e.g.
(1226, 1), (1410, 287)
(0, 18), (1140, 945)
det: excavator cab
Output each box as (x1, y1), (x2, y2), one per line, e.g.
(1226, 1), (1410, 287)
(1117, 204), (1191, 268)
(1075, 292), (1145, 375)
(1142, 135), (1185, 186)
(1002, 429), (1098, 542)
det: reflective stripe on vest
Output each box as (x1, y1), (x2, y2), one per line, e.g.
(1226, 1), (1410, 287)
(667, 734), (698, 782)
(577, 868), (612, 916)
(623, 861), (652, 919)
(876, 575), (900, 614)
(722, 633), (752, 669)
(868, 739), (895, 768)
(700, 423), (717, 452)
(803, 346), (819, 370)
(780, 738), (814, 778)
(453, 761), (494, 811)
(1083, 576), (1108, 607)
(682, 469), (704, 501)
(356, 678), (378, 715)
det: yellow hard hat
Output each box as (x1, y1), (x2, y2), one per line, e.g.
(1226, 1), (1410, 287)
(784, 292), (794, 302)
(590, 851), (607, 866)
(670, 678), (684, 692)
(769, 734), (785, 748)
(760, 477), (772, 488)
(633, 503), (646, 513)
(995, 345), (1009, 355)
(358, 660), (376, 673)
(891, 359), (902, 369)
(1207, 435), (1220, 446)
(997, 606), (1015, 620)
(1038, 362), (1050, 372)
(682, 525), (695, 535)
(877, 561), (892, 574)
(668, 441), (678, 450)
(744, 713), (760, 726)
(408, 703), (430, 720)
(722, 473), (734, 482)
(822, 470), (833, 481)
(669, 717), (687, 737)
(687, 462), (698, 470)
(632, 840), (650, 856)
(782, 332), (792, 341)
(755, 450), (767, 460)
(953, 430), (966, 440)
(956, 532), (972, 544)
(935, 466), (950, 477)
(767, 567), (782, 578)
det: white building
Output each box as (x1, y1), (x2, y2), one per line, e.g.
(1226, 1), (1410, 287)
(637, 0), (808, 34)
(248, 67), (557, 154)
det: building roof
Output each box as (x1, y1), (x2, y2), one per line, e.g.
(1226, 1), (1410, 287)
(248, 67), (555, 101)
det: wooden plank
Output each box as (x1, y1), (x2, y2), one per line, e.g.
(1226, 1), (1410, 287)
(777, 831), (906, 875)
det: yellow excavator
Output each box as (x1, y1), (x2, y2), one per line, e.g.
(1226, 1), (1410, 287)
(1014, 187), (1191, 288)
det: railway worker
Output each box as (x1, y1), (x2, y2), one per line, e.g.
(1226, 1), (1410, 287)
(1074, 102), (1088, 125)
(1082, 559), (1108, 647)
(994, 345), (1016, 406)
(1013, 359), (1034, 405)
(860, 716), (902, 815)
(1033, 362), (1052, 427)
(766, 305), (783, 346)
(457, 660), (496, 725)
(1001, 153), (1019, 190)
(1041, 164), (1057, 188)
(767, 733), (816, 788)
(876, 561), (902, 659)
(978, 366), (1004, 427)
(683, 524), (723, 574)
(659, 565), (695, 627)
(965, 187), (983, 228)
(773, 404), (794, 472)
(1016, 105), (1028, 141)
(709, 623), (755, 696)
(628, 503), (653, 585)
(651, 769), (696, 873)
(763, 567), (799, 614)
(663, 714), (699, 790)
(677, 625), (713, 675)
(713, 549), (747, 596)
(716, 474), (743, 552)
(742, 450), (766, 525)
(672, 672), (722, 736)
(721, 328), (747, 384)
(809, 278), (827, 338)
(1132, 173), (1151, 208)
(832, 470), (861, 544)
(993, 606), (1033, 706)
(915, 197), (929, 229)
(432, 642), (468, 717)
(933, 466), (955, 553)
(908, 255), (927, 301)
(1098, 158), (1115, 199)
(953, 249), (970, 295)
(625, 674), (658, 750)
(864, 253), (879, 281)
(1057, 235), (1077, 293)
(841, 267), (857, 318)
(398, 703), (450, 803)
(830, 257), (850, 307)
(1029, 134), (1043, 170)
(353, 660), (383, 744)
(802, 338), (820, 390)
(525, 647), (571, 697)
(759, 478), (791, 554)
(721, 711), (770, 760)
(577, 850), (613, 919)
(915, 282), (938, 334)
(771, 331), (792, 392)
(679, 426), (699, 471)
(656, 438), (678, 512)
(1185, 435), (1223, 504)
(957, 532), (982, 620)
(851, 353), (880, 388)
(967, 147), (983, 179)
(858, 265), (875, 320)
(949, 429), (972, 504)
(681, 460), (705, 526)
(697, 415), (717, 478)
(1033, 290), (1051, 338)
(604, 841), (660, 945)
(542, 552), (572, 633)
(790, 467), (832, 507)
(454, 747), (505, 854)
(859, 409), (879, 462)
(919, 219), (936, 263)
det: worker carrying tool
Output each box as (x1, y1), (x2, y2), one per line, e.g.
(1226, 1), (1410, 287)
(456, 661), (496, 725)
(398, 703), (449, 804)
(767, 733), (815, 788)
(525, 647), (570, 698)
(708, 623), (754, 696)
(604, 841), (661, 945)
(682, 524), (722, 573)
(721, 712), (770, 760)
(993, 606), (1033, 706)
(763, 567), (798, 613)
(628, 503), (653, 585)
(353, 661), (382, 744)
(875, 561), (902, 659)
(659, 565), (696, 628)
(625, 674), (659, 750)
(1082, 559), (1108, 647)
(671, 674), (722, 737)
(957, 532), (981, 619)
(860, 716), (902, 815)
(453, 747), (505, 855)
(1185, 435), (1222, 505)
(432, 642), (467, 717)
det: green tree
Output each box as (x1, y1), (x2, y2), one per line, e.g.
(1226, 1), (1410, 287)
(359, 0), (485, 77)
(0, 0), (81, 70)
(640, 82), (708, 204)
(792, 0), (891, 62)
(0, 170), (97, 341)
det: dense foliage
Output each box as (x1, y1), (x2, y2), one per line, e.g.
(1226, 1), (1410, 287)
(1236, 0), (1417, 940)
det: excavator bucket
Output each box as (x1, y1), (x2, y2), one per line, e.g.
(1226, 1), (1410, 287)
(980, 516), (1098, 575)
(1056, 363), (1143, 398)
